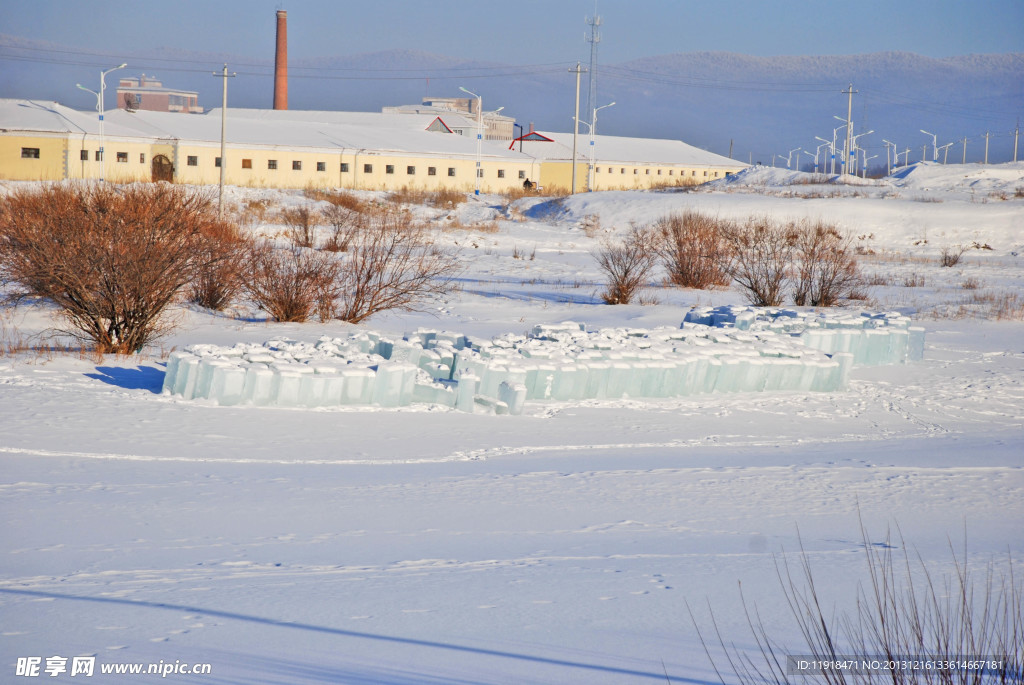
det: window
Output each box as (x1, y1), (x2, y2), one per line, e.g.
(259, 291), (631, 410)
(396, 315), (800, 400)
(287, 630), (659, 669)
(140, 153), (146, 164)
(448, 168), (456, 177)
(341, 163), (350, 173)
(476, 169), (483, 178)
(692, 170), (697, 176)
(364, 163), (373, 173)
(214, 157), (221, 168)
(657, 169), (662, 175)
(242, 159), (252, 169)
(596, 167), (601, 174)
(187, 155), (198, 166)
(669, 170), (674, 176)
(703, 171), (708, 177)
(21, 147), (40, 159)
(117, 152), (128, 163)
(386, 164), (395, 174)
(714, 171), (719, 177)
(80, 150), (89, 161)
(518, 170), (526, 179)
(497, 169), (505, 178)
(428, 167), (437, 176)
(645, 169), (650, 175)
(620, 168), (625, 174)
(407, 166), (415, 175)
(292, 160), (301, 170)
(95, 151), (103, 162)
(268, 160), (278, 170)
(634, 169), (639, 175)
(317, 162), (326, 172)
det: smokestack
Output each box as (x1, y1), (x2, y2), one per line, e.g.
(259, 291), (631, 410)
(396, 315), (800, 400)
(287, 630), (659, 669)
(273, 10), (288, 110)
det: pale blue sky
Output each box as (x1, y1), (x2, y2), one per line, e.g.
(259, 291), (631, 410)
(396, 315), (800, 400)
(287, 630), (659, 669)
(3, 0), (1022, 65)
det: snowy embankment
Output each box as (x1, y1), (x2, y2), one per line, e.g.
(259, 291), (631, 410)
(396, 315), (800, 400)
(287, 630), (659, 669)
(1, 163), (1022, 684)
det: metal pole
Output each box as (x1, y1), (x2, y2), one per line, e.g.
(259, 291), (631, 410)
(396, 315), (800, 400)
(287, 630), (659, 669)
(1014, 121), (1019, 163)
(98, 63), (126, 183)
(570, 62), (585, 194)
(843, 84), (856, 176)
(983, 131), (990, 165)
(213, 64), (236, 218)
(962, 138), (968, 164)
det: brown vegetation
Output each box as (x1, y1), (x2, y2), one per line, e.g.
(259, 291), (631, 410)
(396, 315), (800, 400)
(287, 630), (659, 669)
(0, 183), (233, 354)
(653, 211), (733, 290)
(242, 243), (342, 323)
(594, 225), (658, 305)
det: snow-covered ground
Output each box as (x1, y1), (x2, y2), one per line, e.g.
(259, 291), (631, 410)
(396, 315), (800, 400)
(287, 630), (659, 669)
(2, 163), (1023, 683)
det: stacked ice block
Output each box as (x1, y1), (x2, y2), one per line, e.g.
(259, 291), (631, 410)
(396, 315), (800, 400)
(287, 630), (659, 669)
(162, 308), (923, 414)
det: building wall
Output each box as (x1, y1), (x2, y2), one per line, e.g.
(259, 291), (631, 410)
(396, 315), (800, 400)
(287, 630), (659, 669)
(1, 129), (727, 192)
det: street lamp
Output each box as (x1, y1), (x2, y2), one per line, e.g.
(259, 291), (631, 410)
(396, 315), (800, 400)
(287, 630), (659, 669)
(850, 129), (874, 177)
(937, 142), (954, 164)
(920, 129), (938, 162)
(882, 139), (896, 175)
(459, 86), (483, 195)
(815, 136), (834, 175)
(75, 83), (100, 178)
(88, 63), (127, 182)
(586, 101), (615, 191)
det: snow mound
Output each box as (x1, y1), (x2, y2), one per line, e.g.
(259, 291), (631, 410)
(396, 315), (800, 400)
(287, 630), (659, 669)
(888, 161), (1024, 194)
(161, 308), (923, 413)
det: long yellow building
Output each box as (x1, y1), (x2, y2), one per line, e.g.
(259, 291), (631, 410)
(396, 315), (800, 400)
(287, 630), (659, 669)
(0, 99), (746, 192)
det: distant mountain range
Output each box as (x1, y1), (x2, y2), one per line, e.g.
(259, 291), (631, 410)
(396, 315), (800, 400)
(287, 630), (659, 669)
(2, 36), (1020, 166)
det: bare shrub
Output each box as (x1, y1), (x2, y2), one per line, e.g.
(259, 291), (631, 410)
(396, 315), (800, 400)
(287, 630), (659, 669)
(723, 216), (797, 306)
(280, 205), (322, 248)
(792, 220), (863, 307)
(186, 220), (249, 311)
(653, 211), (733, 290)
(961, 276), (982, 290)
(321, 202), (367, 253)
(903, 272), (926, 288)
(594, 225), (658, 305)
(427, 188), (466, 208)
(940, 244), (968, 267)
(335, 204), (461, 324)
(242, 243), (341, 322)
(692, 520), (1023, 685)
(0, 183), (228, 354)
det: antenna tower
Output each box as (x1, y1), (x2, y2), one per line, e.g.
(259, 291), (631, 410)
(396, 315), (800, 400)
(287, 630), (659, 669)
(586, 8), (601, 131)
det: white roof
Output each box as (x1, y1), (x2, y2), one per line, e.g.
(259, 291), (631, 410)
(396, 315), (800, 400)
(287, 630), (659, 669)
(1, 98), (746, 168)
(520, 131), (746, 168)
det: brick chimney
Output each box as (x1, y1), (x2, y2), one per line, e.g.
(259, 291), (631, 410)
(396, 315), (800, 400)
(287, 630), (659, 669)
(273, 10), (288, 110)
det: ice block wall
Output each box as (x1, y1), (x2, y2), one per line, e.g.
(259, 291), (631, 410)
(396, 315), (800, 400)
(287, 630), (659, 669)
(162, 308), (923, 414)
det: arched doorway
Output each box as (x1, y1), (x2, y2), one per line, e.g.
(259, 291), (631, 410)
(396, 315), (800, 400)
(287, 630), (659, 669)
(151, 155), (174, 182)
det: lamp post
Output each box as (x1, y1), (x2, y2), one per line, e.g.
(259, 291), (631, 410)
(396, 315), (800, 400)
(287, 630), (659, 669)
(75, 83), (100, 179)
(459, 86), (483, 195)
(862, 154), (878, 178)
(585, 101), (615, 191)
(937, 142), (954, 164)
(920, 129), (938, 162)
(91, 63), (127, 182)
(831, 118), (848, 174)
(850, 129), (874, 178)
(882, 139), (896, 175)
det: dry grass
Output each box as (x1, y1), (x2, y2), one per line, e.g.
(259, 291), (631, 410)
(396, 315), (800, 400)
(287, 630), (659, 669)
(902, 272), (927, 288)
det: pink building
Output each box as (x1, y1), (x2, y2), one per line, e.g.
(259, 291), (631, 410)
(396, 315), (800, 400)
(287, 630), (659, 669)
(116, 75), (202, 114)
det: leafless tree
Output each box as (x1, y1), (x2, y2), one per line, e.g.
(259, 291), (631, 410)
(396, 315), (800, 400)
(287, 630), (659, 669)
(242, 243), (342, 323)
(653, 210), (733, 289)
(594, 225), (659, 304)
(724, 216), (798, 307)
(335, 204), (461, 324)
(792, 220), (863, 307)
(0, 183), (229, 353)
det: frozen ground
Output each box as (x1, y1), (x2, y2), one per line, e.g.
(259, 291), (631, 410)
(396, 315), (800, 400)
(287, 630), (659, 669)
(1, 163), (1023, 683)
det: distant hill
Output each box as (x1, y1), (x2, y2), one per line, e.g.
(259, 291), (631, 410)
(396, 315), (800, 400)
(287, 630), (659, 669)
(1, 36), (1020, 165)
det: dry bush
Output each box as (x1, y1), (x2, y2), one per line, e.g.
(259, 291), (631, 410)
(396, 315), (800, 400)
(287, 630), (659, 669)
(580, 214), (602, 238)
(723, 216), (797, 306)
(427, 188), (467, 208)
(242, 243), (341, 323)
(186, 220), (249, 311)
(321, 202), (367, 252)
(280, 205), (322, 248)
(653, 211), (733, 290)
(961, 276), (982, 290)
(693, 520), (1023, 685)
(903, 272), (926, 288)
(310, 188), (367, 213)
(0, 183), (228, 354)
(335, 204), (461, 324)
(594, 225), (658, 305)
(940, 244), (968, 267)
(389, 186), (429, 205)
(792, 219), (863, 307)
(788, 173), (833, 185)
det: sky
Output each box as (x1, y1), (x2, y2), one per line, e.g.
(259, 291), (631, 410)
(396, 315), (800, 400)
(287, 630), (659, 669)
(2, 0), (1022, 67)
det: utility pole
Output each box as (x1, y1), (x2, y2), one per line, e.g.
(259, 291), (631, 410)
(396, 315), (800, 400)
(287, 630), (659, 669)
(570, 62), (586, 194)
(961, 137), (968, 164)
(729, 139), (734, 160)
(842, 84), (856, 176)
(213, 64), (236, 218)
(982, 131), (991, 165)
(1014, 120), (1019, 163)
